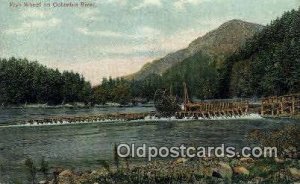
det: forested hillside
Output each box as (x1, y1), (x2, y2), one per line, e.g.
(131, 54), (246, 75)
(0, 58), (92, 105)
(162, 52), (218, 99)
(220, 8), (300, 98)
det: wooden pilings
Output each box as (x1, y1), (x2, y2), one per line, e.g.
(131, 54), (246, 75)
(261, 93), (300, 117)
(177, 100), (250, 119)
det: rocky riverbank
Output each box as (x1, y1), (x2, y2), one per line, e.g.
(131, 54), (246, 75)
(39, 156), (300, 184)
(24, 125), (298, 184)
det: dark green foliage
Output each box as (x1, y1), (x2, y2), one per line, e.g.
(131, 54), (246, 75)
(39, 157), (49, 181)
(98, 160), (111, 173)
(222, 8), (300, 97)
(247, 125), (300, 155)
(130, 74), (163, 101)
(162, 52), (219, 100)
(113, 144), (120, 170)
(93, 77), (132, 105)
(0, 58), (92, 105)
(154, 89), (180, 117)
(24, 158), (37, 184)
(93, 74), (163, 105)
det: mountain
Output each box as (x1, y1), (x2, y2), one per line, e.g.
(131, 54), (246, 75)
(127, 19), (264, 80)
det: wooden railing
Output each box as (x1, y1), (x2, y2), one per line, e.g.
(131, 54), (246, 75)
(261, 93), (300, 116)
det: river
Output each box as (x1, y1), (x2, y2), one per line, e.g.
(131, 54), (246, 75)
(0, 107), (298, 182)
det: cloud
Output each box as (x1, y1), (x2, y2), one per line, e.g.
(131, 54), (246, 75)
(174, 0), (203, 10)
(85, 26), (205, 56)
(134, 26), (161, 39)
(48, 25), (207, 85)
(94, 0), (127, 6)
(76, 24), (206, 55)
(4, 18), (62, 35)
(76, 27), (124, 37)
(106, 0), (127, 6)
(77, 9), (101, 21)
(76, 26), (162, 39)
(133, 0), (162, 10)
(21, 9), (52, 18)
(4, 8), (61, 35)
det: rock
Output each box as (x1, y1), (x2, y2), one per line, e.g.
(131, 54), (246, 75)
(233, 166), (250, 175)
(284, 147), (298, 158)
(202, 157), (213, 161)
(288, 146), (297, 152)
(173, 157), (188, 164)
(59, 169), (73, 177)
(39, 181), (47, 184)
(274, 157), (285, 164)
(289, 168), (300, 179)
(199, 166), (213, 177)
(240, 157), (254, 163)
(58, 170), (76, 184)
(212, 162), (232, 180)
(252, 177), (264, 183)
(293, 152), (300, 159)
(212, 171), (223, 178)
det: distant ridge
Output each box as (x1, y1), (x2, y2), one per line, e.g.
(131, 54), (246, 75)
(127, 19), (264, 80)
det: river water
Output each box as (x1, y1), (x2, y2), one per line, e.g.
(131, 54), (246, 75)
(0, 107), (298, 183)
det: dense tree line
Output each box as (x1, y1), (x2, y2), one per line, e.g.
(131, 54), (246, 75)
(93, 74), (163, 105)
(220, 8), (300, 98)
(92, 77), (131, 105)
(0, 58), (92, 105)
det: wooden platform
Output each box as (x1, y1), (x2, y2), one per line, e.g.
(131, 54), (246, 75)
(176, 100), (249, 119)
(261, 93), (300, 117)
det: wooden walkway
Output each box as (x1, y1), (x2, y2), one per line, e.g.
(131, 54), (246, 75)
(261, 93), (300, 117)
(176, 100), (249, 119)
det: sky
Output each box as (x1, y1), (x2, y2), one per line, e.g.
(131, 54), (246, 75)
(0, 0), (299, 85)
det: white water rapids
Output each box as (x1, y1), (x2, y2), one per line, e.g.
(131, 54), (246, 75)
(0, 113), (263, 128)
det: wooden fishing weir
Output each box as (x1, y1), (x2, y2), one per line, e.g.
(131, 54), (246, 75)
(175, 100), (250, 119)
(175, 83), (250, 119)
(24, 86), (298, 125)
(261, 93), (300, 117)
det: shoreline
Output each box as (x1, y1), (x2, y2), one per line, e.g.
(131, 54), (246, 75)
(34, 156), (300, 184)
(0, 104), (154, 110)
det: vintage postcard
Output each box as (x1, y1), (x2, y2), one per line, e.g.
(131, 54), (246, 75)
(0, 0), (299, 183)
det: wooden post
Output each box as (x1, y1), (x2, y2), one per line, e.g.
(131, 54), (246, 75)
(292, 96), (295, 115)
(261, 99), (265, 116)
(280, 97), (284, 115)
